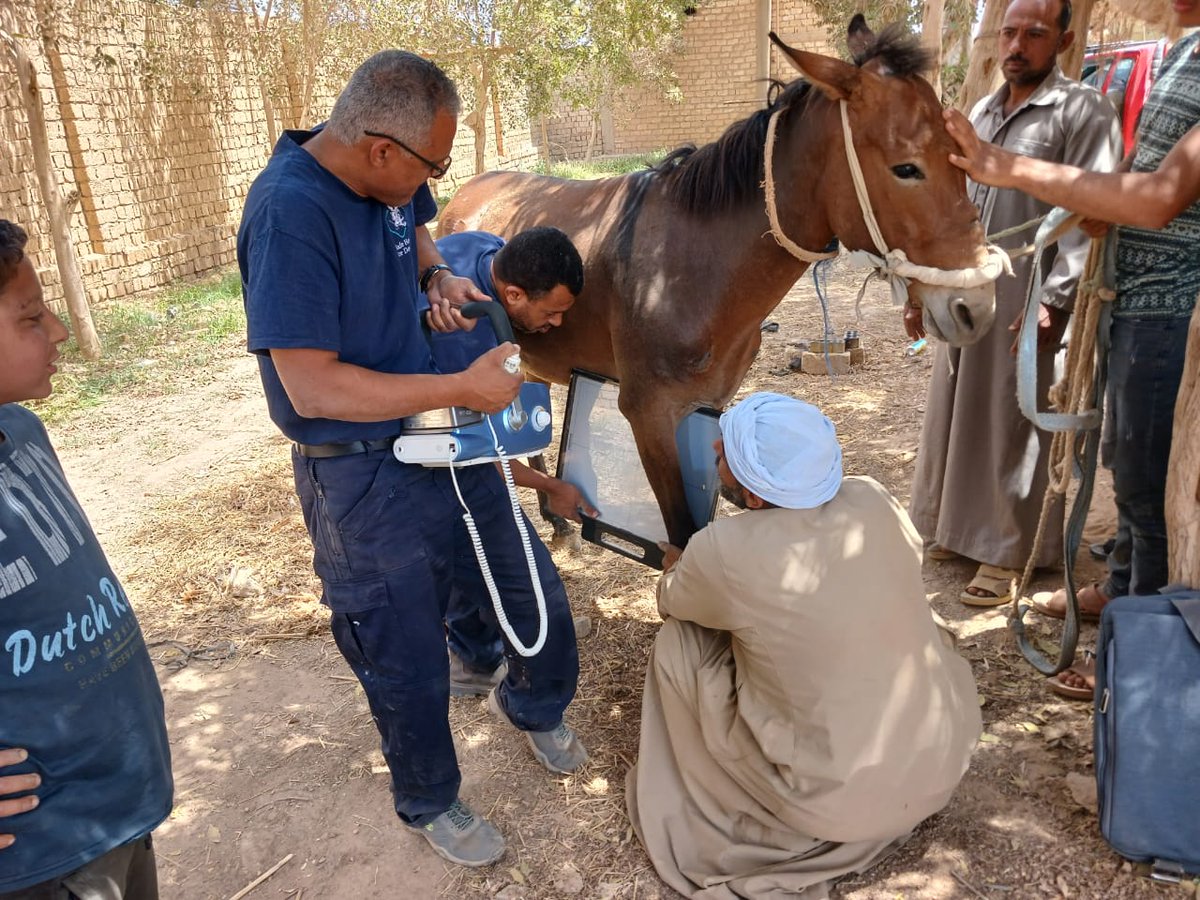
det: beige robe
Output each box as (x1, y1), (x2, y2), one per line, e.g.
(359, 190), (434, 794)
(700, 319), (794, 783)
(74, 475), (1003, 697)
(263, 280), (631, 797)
(626, 477), (981, 899)
(909, 69), (1122, 570)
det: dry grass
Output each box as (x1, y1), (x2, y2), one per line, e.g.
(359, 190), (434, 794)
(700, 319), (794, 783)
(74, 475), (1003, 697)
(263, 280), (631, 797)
(110, 439), (326, 650)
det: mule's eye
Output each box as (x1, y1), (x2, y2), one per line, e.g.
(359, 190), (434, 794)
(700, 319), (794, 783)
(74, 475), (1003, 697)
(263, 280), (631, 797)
(891, 164), (924, 180)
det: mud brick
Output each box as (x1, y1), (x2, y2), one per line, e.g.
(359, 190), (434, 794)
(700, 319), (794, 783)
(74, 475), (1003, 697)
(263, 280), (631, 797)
(799, 351), (851, 376)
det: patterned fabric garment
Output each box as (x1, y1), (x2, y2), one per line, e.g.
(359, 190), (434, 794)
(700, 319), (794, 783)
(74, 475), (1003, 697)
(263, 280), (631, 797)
(1114, 32), (1200, 319)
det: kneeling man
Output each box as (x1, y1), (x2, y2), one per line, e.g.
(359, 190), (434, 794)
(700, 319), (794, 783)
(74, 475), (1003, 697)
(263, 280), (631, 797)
(627, 392), (981, 899)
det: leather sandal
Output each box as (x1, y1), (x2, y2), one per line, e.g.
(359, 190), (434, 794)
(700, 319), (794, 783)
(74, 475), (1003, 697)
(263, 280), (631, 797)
(1046, 651), (1096, 701)
(960, 564), (1019, 607)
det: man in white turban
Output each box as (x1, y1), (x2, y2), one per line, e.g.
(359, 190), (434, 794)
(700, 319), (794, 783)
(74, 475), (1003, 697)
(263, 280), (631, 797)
(626, 393), (982, 899)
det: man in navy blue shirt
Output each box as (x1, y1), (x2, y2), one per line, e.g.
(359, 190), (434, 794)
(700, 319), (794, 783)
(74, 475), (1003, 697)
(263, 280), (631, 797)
(238, 52), (586, 868)
(422, 228), (597, 695)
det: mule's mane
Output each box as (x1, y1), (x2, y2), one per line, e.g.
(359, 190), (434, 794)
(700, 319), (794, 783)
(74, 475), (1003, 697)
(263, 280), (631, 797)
(653, 23), (930, 217)
(851, 22), (933, 76)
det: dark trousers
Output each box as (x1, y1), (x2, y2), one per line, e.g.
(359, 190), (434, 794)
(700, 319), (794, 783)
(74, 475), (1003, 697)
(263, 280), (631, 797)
(0, 836), (157, 900)
(292, 449), (578, 825)
(1102, 316), (1190, 597)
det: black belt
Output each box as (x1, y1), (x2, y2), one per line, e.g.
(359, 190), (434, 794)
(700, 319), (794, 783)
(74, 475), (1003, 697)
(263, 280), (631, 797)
(294, 437), (397, 459)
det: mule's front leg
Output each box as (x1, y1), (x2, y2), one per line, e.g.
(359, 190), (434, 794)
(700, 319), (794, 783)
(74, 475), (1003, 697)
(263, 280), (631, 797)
(622, 402), (696, 549)
(528, 453), (582, 551)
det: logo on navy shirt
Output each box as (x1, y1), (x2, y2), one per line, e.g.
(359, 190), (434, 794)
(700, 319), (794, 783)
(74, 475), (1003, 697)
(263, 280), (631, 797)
(387, 207), (413, 258)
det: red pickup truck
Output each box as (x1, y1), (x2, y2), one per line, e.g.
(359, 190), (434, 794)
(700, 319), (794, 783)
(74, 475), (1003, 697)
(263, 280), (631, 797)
(1082, 39), (1168, 151)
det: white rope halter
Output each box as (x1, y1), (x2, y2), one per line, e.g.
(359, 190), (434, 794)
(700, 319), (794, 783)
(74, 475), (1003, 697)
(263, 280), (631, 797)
(763, 99), (1012, 304)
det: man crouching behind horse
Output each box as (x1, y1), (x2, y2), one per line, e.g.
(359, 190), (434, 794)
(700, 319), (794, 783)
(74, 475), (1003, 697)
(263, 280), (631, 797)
(627, 393), (981, 898)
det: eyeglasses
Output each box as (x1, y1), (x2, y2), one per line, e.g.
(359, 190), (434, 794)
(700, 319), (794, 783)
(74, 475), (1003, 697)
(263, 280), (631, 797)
(363, 129), (452, 179)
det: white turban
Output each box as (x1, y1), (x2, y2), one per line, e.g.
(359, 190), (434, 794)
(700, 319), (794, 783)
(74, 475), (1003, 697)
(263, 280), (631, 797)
(719, 392), (843, 509)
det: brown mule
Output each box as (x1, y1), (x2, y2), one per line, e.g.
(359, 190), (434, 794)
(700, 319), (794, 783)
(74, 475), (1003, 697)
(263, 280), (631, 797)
(441, 18), (998, 547)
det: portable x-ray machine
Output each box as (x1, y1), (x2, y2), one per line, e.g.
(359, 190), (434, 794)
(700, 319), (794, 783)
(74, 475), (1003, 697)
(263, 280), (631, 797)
(392, 301), (553, 656)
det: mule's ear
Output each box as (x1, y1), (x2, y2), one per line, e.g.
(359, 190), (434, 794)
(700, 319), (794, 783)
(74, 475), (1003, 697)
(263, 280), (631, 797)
(846, 14), (875, 62)
(770, 31), (861, 101)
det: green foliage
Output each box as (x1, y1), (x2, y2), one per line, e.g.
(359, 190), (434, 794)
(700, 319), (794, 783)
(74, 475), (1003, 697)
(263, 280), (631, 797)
(220, 0), (703, 134)
(810, 0), (925, 43)
(807, 0), (979, 72)
(31, 271), (245, 426)
(531, 151), (667, 180)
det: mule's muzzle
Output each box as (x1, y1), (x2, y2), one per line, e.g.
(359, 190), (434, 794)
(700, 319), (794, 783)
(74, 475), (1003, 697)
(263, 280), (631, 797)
(917, 282), (997, 347)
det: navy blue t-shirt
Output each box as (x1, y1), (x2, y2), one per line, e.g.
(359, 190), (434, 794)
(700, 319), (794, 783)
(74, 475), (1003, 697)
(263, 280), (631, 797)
(0, 404), (173, 891)
(426, 231), (505, 374)
(238, 128), (440, 444)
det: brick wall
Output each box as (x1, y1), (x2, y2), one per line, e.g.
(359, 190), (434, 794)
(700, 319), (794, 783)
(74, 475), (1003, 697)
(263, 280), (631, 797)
(542, 0), (835, 158)
(1, 0), (832, 308)
(0, 0), (538, 310)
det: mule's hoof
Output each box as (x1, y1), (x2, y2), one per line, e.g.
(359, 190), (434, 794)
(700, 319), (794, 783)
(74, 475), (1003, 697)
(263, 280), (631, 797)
(551, 529), (583, 552)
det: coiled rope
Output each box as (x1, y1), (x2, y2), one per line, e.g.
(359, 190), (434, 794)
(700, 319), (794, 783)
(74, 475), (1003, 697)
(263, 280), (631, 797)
(1007, 209), (1115, 676)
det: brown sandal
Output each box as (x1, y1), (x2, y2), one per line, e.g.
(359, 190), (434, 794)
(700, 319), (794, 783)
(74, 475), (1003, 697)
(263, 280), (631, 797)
(1046, 652), (1096, 701)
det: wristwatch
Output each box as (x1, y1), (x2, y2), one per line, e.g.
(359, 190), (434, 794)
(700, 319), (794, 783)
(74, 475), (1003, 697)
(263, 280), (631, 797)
(420, 264), (453, 293)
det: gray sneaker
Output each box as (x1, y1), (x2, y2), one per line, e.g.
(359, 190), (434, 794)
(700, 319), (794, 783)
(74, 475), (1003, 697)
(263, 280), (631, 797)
(411, 799), (505, 867)
(449, 651), (507, 697)
(487, 688), (588, 774)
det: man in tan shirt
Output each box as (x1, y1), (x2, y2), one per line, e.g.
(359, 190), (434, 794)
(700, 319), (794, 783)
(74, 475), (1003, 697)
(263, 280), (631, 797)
(908, 0), (1121, 606)
(627, 393), (982, 899)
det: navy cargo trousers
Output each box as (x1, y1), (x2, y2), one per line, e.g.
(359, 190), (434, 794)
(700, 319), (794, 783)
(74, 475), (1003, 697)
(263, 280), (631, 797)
(292, 448), (579, 825)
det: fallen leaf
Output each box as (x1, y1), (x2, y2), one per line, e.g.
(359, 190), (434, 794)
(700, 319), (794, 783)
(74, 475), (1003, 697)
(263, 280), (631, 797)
(1065, 771), (1098, 814)
(508, 867), (526, 884)
(1018, 721), (1041, 733)
(1043, 723), (1070, 742)
(553, 862), (584, 896)
(979, 733), (1001, 744)
(207, 824), (221, 843)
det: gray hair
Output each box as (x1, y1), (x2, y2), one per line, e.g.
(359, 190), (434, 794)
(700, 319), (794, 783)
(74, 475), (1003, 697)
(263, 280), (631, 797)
(326, 50), (460, 146)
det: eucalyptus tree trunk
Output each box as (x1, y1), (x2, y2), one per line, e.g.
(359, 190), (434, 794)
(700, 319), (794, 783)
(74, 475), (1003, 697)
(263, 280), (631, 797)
(235, 0), (278, 150)
(3, 29), (101, 360)
(1167, 294), (1200, 589)
(957, 0), (1006, 112)
(1059, 0), (1097, 79)
(922, 0), (945, 98)
(470, 55), (492, 175)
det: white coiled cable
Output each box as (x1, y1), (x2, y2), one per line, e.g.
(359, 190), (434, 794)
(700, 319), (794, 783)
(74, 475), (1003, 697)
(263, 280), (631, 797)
(448, 414), (547, 657)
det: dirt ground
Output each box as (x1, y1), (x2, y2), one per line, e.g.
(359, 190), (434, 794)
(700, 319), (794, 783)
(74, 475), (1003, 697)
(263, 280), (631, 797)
(48, 262), (1173, 900)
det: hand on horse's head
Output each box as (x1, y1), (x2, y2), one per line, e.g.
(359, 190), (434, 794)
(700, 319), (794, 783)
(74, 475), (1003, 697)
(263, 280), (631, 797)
(944, 108), (1017, 190)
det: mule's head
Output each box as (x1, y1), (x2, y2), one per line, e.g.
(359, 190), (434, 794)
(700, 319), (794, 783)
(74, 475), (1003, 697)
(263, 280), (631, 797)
(772, 18), (996, 346)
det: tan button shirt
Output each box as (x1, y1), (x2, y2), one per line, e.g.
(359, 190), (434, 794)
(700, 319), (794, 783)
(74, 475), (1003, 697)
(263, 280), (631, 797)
(969, 67), (1122, 310)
